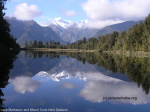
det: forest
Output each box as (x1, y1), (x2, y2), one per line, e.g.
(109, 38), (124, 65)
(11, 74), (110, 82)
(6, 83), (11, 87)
(25, 51), (150, 95)
(0, 0), (20, 51)
(25, 14), (150, 52)
(0, 0), (20, 110)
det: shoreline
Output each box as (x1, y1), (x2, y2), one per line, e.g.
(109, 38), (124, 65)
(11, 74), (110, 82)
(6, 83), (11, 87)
(20, 48), (98, 52)
(103, 51), (150, 58)
(20, 48), (150, 57)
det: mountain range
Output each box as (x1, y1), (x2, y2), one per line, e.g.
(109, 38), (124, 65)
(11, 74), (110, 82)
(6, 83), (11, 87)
(6, 17), (64, 46)
(6, 17), (138, 46)
(9, 52), (129, 82)
(93, 21), (139, 38)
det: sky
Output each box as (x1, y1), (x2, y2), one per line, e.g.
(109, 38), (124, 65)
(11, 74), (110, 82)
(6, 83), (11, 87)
(4, 0), (150, 28)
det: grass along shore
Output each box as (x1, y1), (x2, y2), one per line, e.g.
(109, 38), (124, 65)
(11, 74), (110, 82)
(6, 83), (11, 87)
(20, 48), (98, 52)
(20, 48), (150, 57)
(103, 51), (150, 58)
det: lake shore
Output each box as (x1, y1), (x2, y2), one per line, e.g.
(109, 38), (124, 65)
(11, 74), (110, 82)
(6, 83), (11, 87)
(20, 48), (98, 52)
(103, 51), (150, 58)
(20, 48), (150, 57)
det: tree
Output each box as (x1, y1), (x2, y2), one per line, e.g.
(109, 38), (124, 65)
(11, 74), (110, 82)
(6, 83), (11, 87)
(38, 41), (43, 48)
(0, 0), (20, 49)
(33, 40), (37, 48)
(83, 37), (86, 43)
(45, 41), (49, 48)
(50, 40), (55, 45)
(56, 42), (60, 45)
(25, 41), (28, 48)
(29, 41), (33, 48)
(144, 14), (150, 33)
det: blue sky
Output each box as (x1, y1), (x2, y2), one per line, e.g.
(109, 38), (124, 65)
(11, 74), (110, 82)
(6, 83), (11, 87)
(5, 0), (87, 22)
(4, 0), (150, 28)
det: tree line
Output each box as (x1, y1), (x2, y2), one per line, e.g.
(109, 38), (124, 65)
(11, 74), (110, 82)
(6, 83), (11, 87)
(25, 14), (150, 52)
(0, 0), (20, 110)
(66, 14), (150, 52)
(25, 51), (150, 94)
(25, 40), (69, 49)
(0, 0), (20, 51)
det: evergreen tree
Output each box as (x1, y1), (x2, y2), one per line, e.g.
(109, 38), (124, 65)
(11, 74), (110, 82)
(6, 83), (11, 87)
(29, 41), (33, 48)
(83, 37), (86, 43)
(25, 41), (28, 48)
(0, 0), (20, 49)
(33, 40), (38, 48)
(45, 41), (49, 48)
(38, 41), (43, 48)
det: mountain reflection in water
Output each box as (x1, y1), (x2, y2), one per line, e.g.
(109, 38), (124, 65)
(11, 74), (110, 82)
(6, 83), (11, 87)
(2, 51), (150, 112)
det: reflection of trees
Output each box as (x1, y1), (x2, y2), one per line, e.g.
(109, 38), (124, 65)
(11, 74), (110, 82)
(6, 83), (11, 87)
(25, 51), (150, 94)
(0, 49), (19, 111)
(97, 54), (150, 94)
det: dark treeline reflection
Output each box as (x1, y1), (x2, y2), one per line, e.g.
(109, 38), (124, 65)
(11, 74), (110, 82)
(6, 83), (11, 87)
(25, 51), (150, 94)
(0, 49), (19, 111)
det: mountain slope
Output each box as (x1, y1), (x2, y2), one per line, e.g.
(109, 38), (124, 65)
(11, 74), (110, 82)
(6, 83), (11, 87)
(39, 18), (138, 43)
(6, 17), (63, 46)
(59, 27), (99, 43)
(93, 21), (139, 38)
(6, 17), (139, 45)
(39, 17), (73, 29)
(39, 18), (99, 43)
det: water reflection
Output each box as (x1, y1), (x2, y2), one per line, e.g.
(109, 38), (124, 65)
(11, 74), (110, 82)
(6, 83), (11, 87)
(60, 82), (75, 89)
(37, 71), (86, 81)
(0, 49), (19, 111)
(25, 51), (150, 95)
(10, 77), (41, 94)
(2, 51), (150, 112)
(36, 70), (150, 105)
(79, 72), (150, 105)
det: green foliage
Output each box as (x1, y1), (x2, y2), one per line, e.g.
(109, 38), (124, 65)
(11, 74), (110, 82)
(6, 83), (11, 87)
(0, 1), (20, 109)
(33, 40), (38, 48)
(65, 14), (150, 52)
(0, 0), (20, 49)
(25, 14), (150, 52)
(25, 40), (63, 49)
(25, 51), (150, 94)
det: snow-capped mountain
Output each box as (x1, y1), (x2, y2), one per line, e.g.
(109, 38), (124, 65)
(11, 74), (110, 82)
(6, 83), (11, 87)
(38, 17), (91, 29)
(7, 16), (137, 45)
(38, 17), (74, 29)
(78, 19), (89, 24)
(37, 71), (86, 82)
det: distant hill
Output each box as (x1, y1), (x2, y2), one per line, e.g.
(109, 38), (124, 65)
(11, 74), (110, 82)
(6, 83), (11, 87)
(6, 17), (139, 46)
(93, 21), (139, 38)
(58, 26), (99, 43)
(6, 17), (64, 46)
(39, 18), (139, 43)
(39, 18), (99, 43)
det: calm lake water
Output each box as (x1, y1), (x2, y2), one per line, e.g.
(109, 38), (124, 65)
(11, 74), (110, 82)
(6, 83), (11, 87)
(1, 51), (150, 112)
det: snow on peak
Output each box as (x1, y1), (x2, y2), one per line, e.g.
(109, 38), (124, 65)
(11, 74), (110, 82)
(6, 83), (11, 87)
(78, 19), (89, 23)
(37, 71), (70, 82)
(38, 20), (52, 27)
(53, 17), (62, 21)
(36, 71), (86, 82)
(38, 17), (74, 29)
(38, 18), (91, 29)
(52, 17), (73, 28)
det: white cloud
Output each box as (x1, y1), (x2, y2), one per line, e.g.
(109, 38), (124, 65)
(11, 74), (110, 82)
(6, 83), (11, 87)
(82, 0), (150, 21)
(79, 72), (150, 105)
(65, 10), (76, 17)
(14, 3), (42, 20)
(11, 77), (41, 94)
(77, 19), (123, 29)
(39, 16), (52, 20)
(61, 82), (74, 89)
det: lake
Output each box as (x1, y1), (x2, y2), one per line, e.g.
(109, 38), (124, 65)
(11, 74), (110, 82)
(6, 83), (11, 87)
(0, 51), (150, 112)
